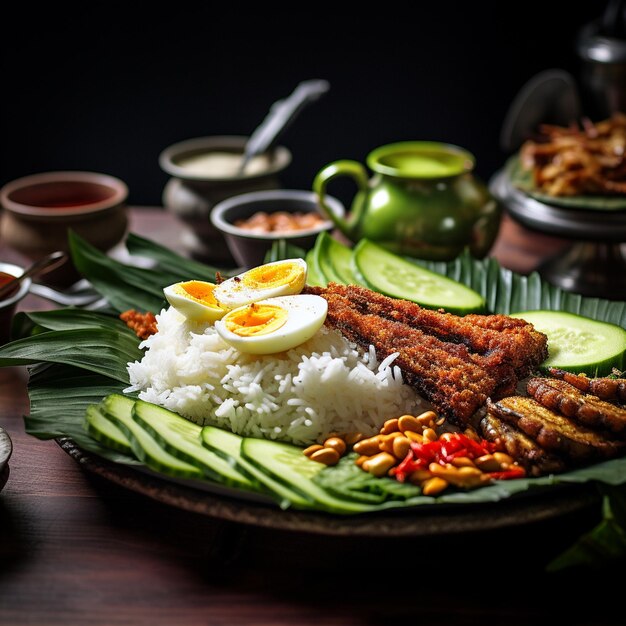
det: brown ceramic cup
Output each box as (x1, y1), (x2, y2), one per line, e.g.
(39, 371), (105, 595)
(0, 171), (128, 286)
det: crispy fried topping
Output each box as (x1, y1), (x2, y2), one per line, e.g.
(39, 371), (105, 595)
(520, 113), (626, 196)
(120, 309), (157, 340)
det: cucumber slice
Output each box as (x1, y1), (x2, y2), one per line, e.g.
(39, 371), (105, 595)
(85, 404), (133, 456)
(316, 231), (358, 285)
(132, 401), (254, 489)
(305, 249), (326, 287)
(201, 426), (310, 508)
(241, 437), (376, 514)
(511, 310), (626, 376)
(352, 239), (485, 314)
(101, 394), (202, 480)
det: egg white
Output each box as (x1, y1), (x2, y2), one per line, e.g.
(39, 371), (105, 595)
(214, 294), (327, 355)
(213, 258), (307, 308)
(163, 281), (229, 322)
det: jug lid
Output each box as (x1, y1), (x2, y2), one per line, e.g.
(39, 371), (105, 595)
(577, 1), (626, 64)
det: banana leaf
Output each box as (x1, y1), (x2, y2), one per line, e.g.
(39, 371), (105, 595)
(0, 328), (141, 383)
(0, 231), (625, 552)
(69, 231), (173, 313)
(27, 362), (138, 464)
(125, 233), (224, 280)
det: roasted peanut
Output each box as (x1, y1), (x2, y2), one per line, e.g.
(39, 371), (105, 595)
(392, 436), (411, 460)
(404, 431), (424, 443)
(415, 410), (438, 427)
(422, 476), (449, 496)
(362, 452), (396, 477)
(324, 436), (347, 456)
(310, 447), (340, 466)
(408, 469), (432, 485)
(450, 456), (475, 468)
(344, 432), (366, 446)
(380, 418), (400, 435)
(474, 454), (501, 472)
(429, 463), (487, 488)
(493, 452), (514, 467)
(355, 455), (369, 467)
(422, 428), (438, 442)
(398, 414), (424, 434)
(379, 432), (405, 454)
(439, 432), (456, 443)
(303, 444), (324, 457)
(353, 435), (382, 456)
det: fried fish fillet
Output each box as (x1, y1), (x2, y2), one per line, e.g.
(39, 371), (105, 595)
(309, 283), (548, 378)
(306, 284), (548, 425)
(480, 412), (565, 476)
(487, 396), (624, 461)
(527, 377), (626, 436)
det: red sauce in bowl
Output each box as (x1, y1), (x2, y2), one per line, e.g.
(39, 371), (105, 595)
(0, 272), (19, 300)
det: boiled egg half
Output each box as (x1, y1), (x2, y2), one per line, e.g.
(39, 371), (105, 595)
(163, 280), (229, 322)
(214, 294), (327, 355)
(213, 258), (307, 308)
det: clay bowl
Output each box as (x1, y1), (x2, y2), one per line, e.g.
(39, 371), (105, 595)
(210, 189), (344, 268)
(0, 171), (128, 286)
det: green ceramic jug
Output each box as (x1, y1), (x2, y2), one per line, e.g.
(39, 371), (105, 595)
(313, 141), (501, 260)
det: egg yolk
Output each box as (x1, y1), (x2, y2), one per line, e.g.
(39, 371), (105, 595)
(224, 303), (288, 337)
(176, 281), (221, 307)
(241, 262), (305, 292)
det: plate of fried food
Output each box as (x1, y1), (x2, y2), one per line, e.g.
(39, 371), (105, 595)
(508, 113), (626, 211)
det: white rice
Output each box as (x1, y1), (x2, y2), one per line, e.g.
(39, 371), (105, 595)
(126, 307), (428, 445)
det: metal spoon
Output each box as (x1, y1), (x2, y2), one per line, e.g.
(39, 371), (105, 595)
(238, 79), (330, 174)
(0, 251), (68, 300)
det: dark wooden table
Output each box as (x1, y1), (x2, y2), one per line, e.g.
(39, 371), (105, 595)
(0, 208), (622, 625)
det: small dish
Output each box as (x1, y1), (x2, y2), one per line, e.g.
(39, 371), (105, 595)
(0, 426), (12, 491)
(0, 261), (32, 345)
(210, 189), (344, 267)
(0, 171), (128, 286)
(160, 136), (292, 263)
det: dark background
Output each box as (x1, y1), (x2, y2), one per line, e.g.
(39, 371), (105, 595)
(0, 3), (604, 207)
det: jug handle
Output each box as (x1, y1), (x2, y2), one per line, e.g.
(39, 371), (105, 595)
(313, 160), (369, 240)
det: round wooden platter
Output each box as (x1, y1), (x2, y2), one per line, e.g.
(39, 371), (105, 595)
(58, 437), (600, 538)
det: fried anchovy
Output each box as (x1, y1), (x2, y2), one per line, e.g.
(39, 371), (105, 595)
(548, 368), (626, 403)
(480, 412), (565, 477)
(528, 377), (626, 436)
(487, 396), (624, 461)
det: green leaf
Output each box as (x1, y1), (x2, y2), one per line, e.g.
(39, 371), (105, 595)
(21, 309), (135, 335)
(125, 232), (224, 281)
(548, 486), (626, 570)
(0, 328), (141, 383)
(314, 454), (425, 504)
(407, 250), (626, 327)
(26, 363), (138, 464)
(69, 230), (175, 313)
(265, 240), (307, 264)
